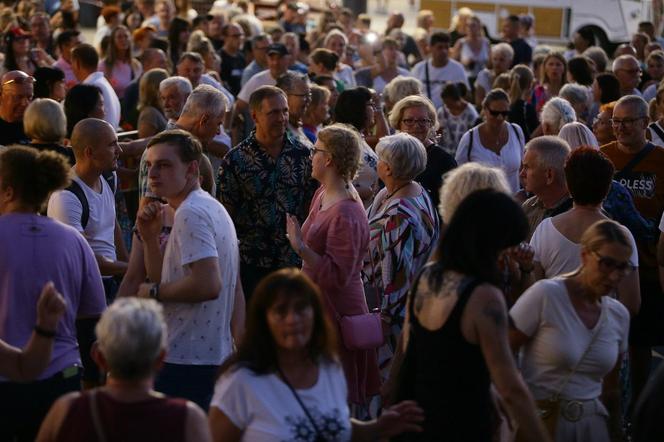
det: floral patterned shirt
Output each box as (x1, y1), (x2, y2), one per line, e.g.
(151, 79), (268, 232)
(217, 131), (318, 269)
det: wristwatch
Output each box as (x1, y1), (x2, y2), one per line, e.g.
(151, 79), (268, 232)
(149, 283), (161, 302)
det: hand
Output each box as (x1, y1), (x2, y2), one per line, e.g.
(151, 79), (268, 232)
(136, 282), (153, 299)
(35, 282), (67, 331)
(376, 400), (425, 438)
(508, 242), (535, 272)
(136, 201), (163, 241)
(285, 214), (304, 253)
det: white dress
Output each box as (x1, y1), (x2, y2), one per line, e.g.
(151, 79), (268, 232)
(211, 360), (352, 441)
(530, 218), (638, 278)
(510, 279), (629, 442)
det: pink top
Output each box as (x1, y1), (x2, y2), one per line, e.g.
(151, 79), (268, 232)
(301, 186), (380, 404)
(98, 59), (142, 99)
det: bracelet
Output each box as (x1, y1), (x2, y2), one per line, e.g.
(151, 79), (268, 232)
(34, 325), (56, 338)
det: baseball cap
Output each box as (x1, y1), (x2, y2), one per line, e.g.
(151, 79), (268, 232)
(267, 43), (289, 56)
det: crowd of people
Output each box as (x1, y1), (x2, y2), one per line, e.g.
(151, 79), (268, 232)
(2, 0), (664, 441)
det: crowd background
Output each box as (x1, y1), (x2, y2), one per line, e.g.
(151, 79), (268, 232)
(1, 0), (664, 441)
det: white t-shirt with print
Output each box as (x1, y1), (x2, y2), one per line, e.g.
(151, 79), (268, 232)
(411, 58), (469, 109)
(531, 217), (638, 279)
(454, 124), (525, 193)
(161, 188), (239, 365)
(211, 361), (352, 442)
(510, 278), (630, 401)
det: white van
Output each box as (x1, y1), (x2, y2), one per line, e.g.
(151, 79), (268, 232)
(421, 0), (654, 51)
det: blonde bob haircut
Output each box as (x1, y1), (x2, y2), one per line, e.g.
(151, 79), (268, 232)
(317, 123), (362, 182)
(439, 162), (511, 222)
(389, 95), (438, 131)
(24, 98), (67, 143)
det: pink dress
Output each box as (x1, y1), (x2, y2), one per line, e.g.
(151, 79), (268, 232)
(301, 187), (381, 405)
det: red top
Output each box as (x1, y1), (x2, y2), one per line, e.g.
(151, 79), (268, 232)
(56, 390), (188, 442)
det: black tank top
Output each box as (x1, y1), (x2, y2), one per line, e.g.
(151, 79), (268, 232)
(396, 270), (493, 441)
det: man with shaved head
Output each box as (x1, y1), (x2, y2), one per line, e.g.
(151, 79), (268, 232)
(0, 70), (34, 145)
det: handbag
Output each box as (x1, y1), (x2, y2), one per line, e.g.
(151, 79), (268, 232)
(515, 307), (606, 441)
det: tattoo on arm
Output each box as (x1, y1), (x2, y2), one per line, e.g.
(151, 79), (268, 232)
(482, 299), (506, 327)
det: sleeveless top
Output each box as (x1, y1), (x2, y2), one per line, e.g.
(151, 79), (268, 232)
(396, 270), (492, 441)
(56, 390), (189, 442)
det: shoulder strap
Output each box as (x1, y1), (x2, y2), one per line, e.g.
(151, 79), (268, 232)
(510, 123), (523, 145)
(102, 171), (116, 194)
(64, 179), (90, 230)
(277, 367), (323, 439)
(649, 122), (664, 143)
(467, 128), (475, 162)
(89, 390), (107, 442)
(425, 60), (432, 100)
(614, 143), (656, 181)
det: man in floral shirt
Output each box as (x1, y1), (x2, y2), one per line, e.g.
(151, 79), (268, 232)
(218, 86), (317, 299)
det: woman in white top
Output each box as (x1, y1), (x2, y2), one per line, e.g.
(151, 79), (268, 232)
(325, 30), (356, 89)
(455, 89), (525, 192)
(530, 147), (641, 316)
(451, 16), (490, 81)
(209, 269), (424, 442)
(474, 43), (513, 107)
(510, 219), (632, 442)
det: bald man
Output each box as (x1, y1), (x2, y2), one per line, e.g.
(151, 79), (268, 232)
(0, 70), (34, 145)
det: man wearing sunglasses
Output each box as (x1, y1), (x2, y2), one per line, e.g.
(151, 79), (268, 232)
(0, 70), (33, 146)
(600, 94), (664, 413)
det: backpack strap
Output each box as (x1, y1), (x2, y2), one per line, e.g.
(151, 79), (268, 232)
(425, 60), (432, 100)
(509, 123), (524, 145)
(64, 180), (90, 230)
(649, 122), (664, 144)
(102, 171), (117, 194)
(467, 128), (474, 162)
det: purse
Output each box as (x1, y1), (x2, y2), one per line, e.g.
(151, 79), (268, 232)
(515, 307), (606, 441)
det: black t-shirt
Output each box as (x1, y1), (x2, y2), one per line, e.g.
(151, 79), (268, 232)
(220, 49), (246, 97)
(0, 117), (29, 146)
(29, 142), (76, 166)
(416, 143), (457, 210)
(509, 38), (532, 67)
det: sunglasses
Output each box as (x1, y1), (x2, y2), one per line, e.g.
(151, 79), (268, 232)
(592, 251), (635, 275)
(487, 109), (510, 117)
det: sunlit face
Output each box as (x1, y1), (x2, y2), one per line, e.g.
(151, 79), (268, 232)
(287, 79), (311, 122)
(160, 86), (187, 120)
(544, 57), (565, 82)
(326, 36), (346, 58)
(519, 148), (547, 195)
(491, 51), (512, 74)
(146, 142), (194, 199)
(311, 139), (331, 181)
(398, 105), (432, 143)
(268, 53), (290, 78)
(484, 99), (510, 129)
(266, 295), (314, 352)
(614, 58), (642, 91)
(612, 103), (648, 147)
(0, 82), (34, 122)
(89, 124), (122, 172)
(253, 94), (289, 139)
(176, 58), (204, 87)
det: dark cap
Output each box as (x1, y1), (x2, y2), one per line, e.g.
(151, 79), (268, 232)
(267, 43), (289, 56)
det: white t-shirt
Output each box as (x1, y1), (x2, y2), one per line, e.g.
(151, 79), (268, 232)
(643, 83), (657, 103)
(211, 361), (351, 442)
(531, 218), (638, 278)
(510, 278), (630, 401)
(372, 67), (412, 95)
(334, 63), (356, 89)
(83, 71), (121, 130)
(161, 189), (239, 365)
(47, 172), (117, 261)
(411, 58), (469, 109)
(454, 124), (525, 192)
(237, 69), (277, 103)
(474, 68), (492, 95)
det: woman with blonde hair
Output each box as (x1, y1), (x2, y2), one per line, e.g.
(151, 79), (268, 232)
(137, 68), (169, 138)
(474, 43), (514, 106)
(25, 98), (75, 165)
(449, 7), (474, 45)
(286, 124), (381, 410)
(532, 52), (568, 113)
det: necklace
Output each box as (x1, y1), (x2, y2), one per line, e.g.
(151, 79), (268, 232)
(385, 181), (413, 201)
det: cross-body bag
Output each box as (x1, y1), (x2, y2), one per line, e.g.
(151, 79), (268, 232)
(515, 306), (606, 441)
(278, 367), (328, 442)
(649, 122), (664, 143)
(614, 142), (656, 182)
(424, 60), (432, 100)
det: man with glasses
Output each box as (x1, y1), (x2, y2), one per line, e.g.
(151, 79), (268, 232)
(241, 33), (271, 87)
(218, 86), (317, 300)
(220, 23), (246, 97)
(0, 70), (33, 145)
(601, 94), (664, 414)
(613, 55), (643, 97)
(276, 71), (312, 147)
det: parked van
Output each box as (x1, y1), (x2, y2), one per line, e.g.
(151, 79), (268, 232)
(421, 0), (654, 52)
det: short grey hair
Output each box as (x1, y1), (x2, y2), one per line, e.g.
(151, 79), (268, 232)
(275, 71), (309, 94)
(615, 94), (649, 118)
(491, 42), (515, 61)
(583, 46), (609, 72)
(159, 75), (193, 96)
(525, 135), (571, 180)
(439, 163), (511, 222)
(324, 29), (348, 47)
(541, 97), (577, 134)
(95, 298), (167, 380)
(180, 84), (228, 119)
(559, 83), (590, 108)
(24, 98), (66, 143)
(375, 132), (427, 181)
(384, 76), (423, 105)
(612, 54), (640, 72)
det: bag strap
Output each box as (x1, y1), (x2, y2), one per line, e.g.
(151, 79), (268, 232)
(277, 367), (323, 440)
(89, 390), (107, 442)
(64, 179), (90, 230)
(467, 128), (475, 162)
(425, 60), (432, 100)
(510, 123), (523, 145)
(614, 143), (656, 181)
(649, 122), (664, 143)
(551, 303), (606, 401)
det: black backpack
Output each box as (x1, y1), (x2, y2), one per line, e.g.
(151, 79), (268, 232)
(64, 171), (117, 229)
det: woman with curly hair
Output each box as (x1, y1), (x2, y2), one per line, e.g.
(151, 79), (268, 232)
(99, 25), (143, 100)
(286, 124), (381, 411)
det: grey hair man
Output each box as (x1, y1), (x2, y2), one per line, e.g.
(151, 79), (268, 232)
(159, 76), (193, 122)
(613, 55), (643, 97)
(559, 83), (591, 122)
(276, 71), (311, 146)
(520, 136), (572, 238)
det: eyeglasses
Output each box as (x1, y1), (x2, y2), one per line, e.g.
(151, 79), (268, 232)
(487, 109), (510, 118)
(311, 147), (329, 156)
(290, 92), (312, 100)
(592, 117), (610, 126)
(616, 68), (641, 75)
(610, 117), (646, 127)
(2, 76), (35, 86)
(592, 251), (635, 275)
(401, 118), (432, 126)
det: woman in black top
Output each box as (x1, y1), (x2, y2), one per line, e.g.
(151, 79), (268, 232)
(392, 190), (550, 442)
